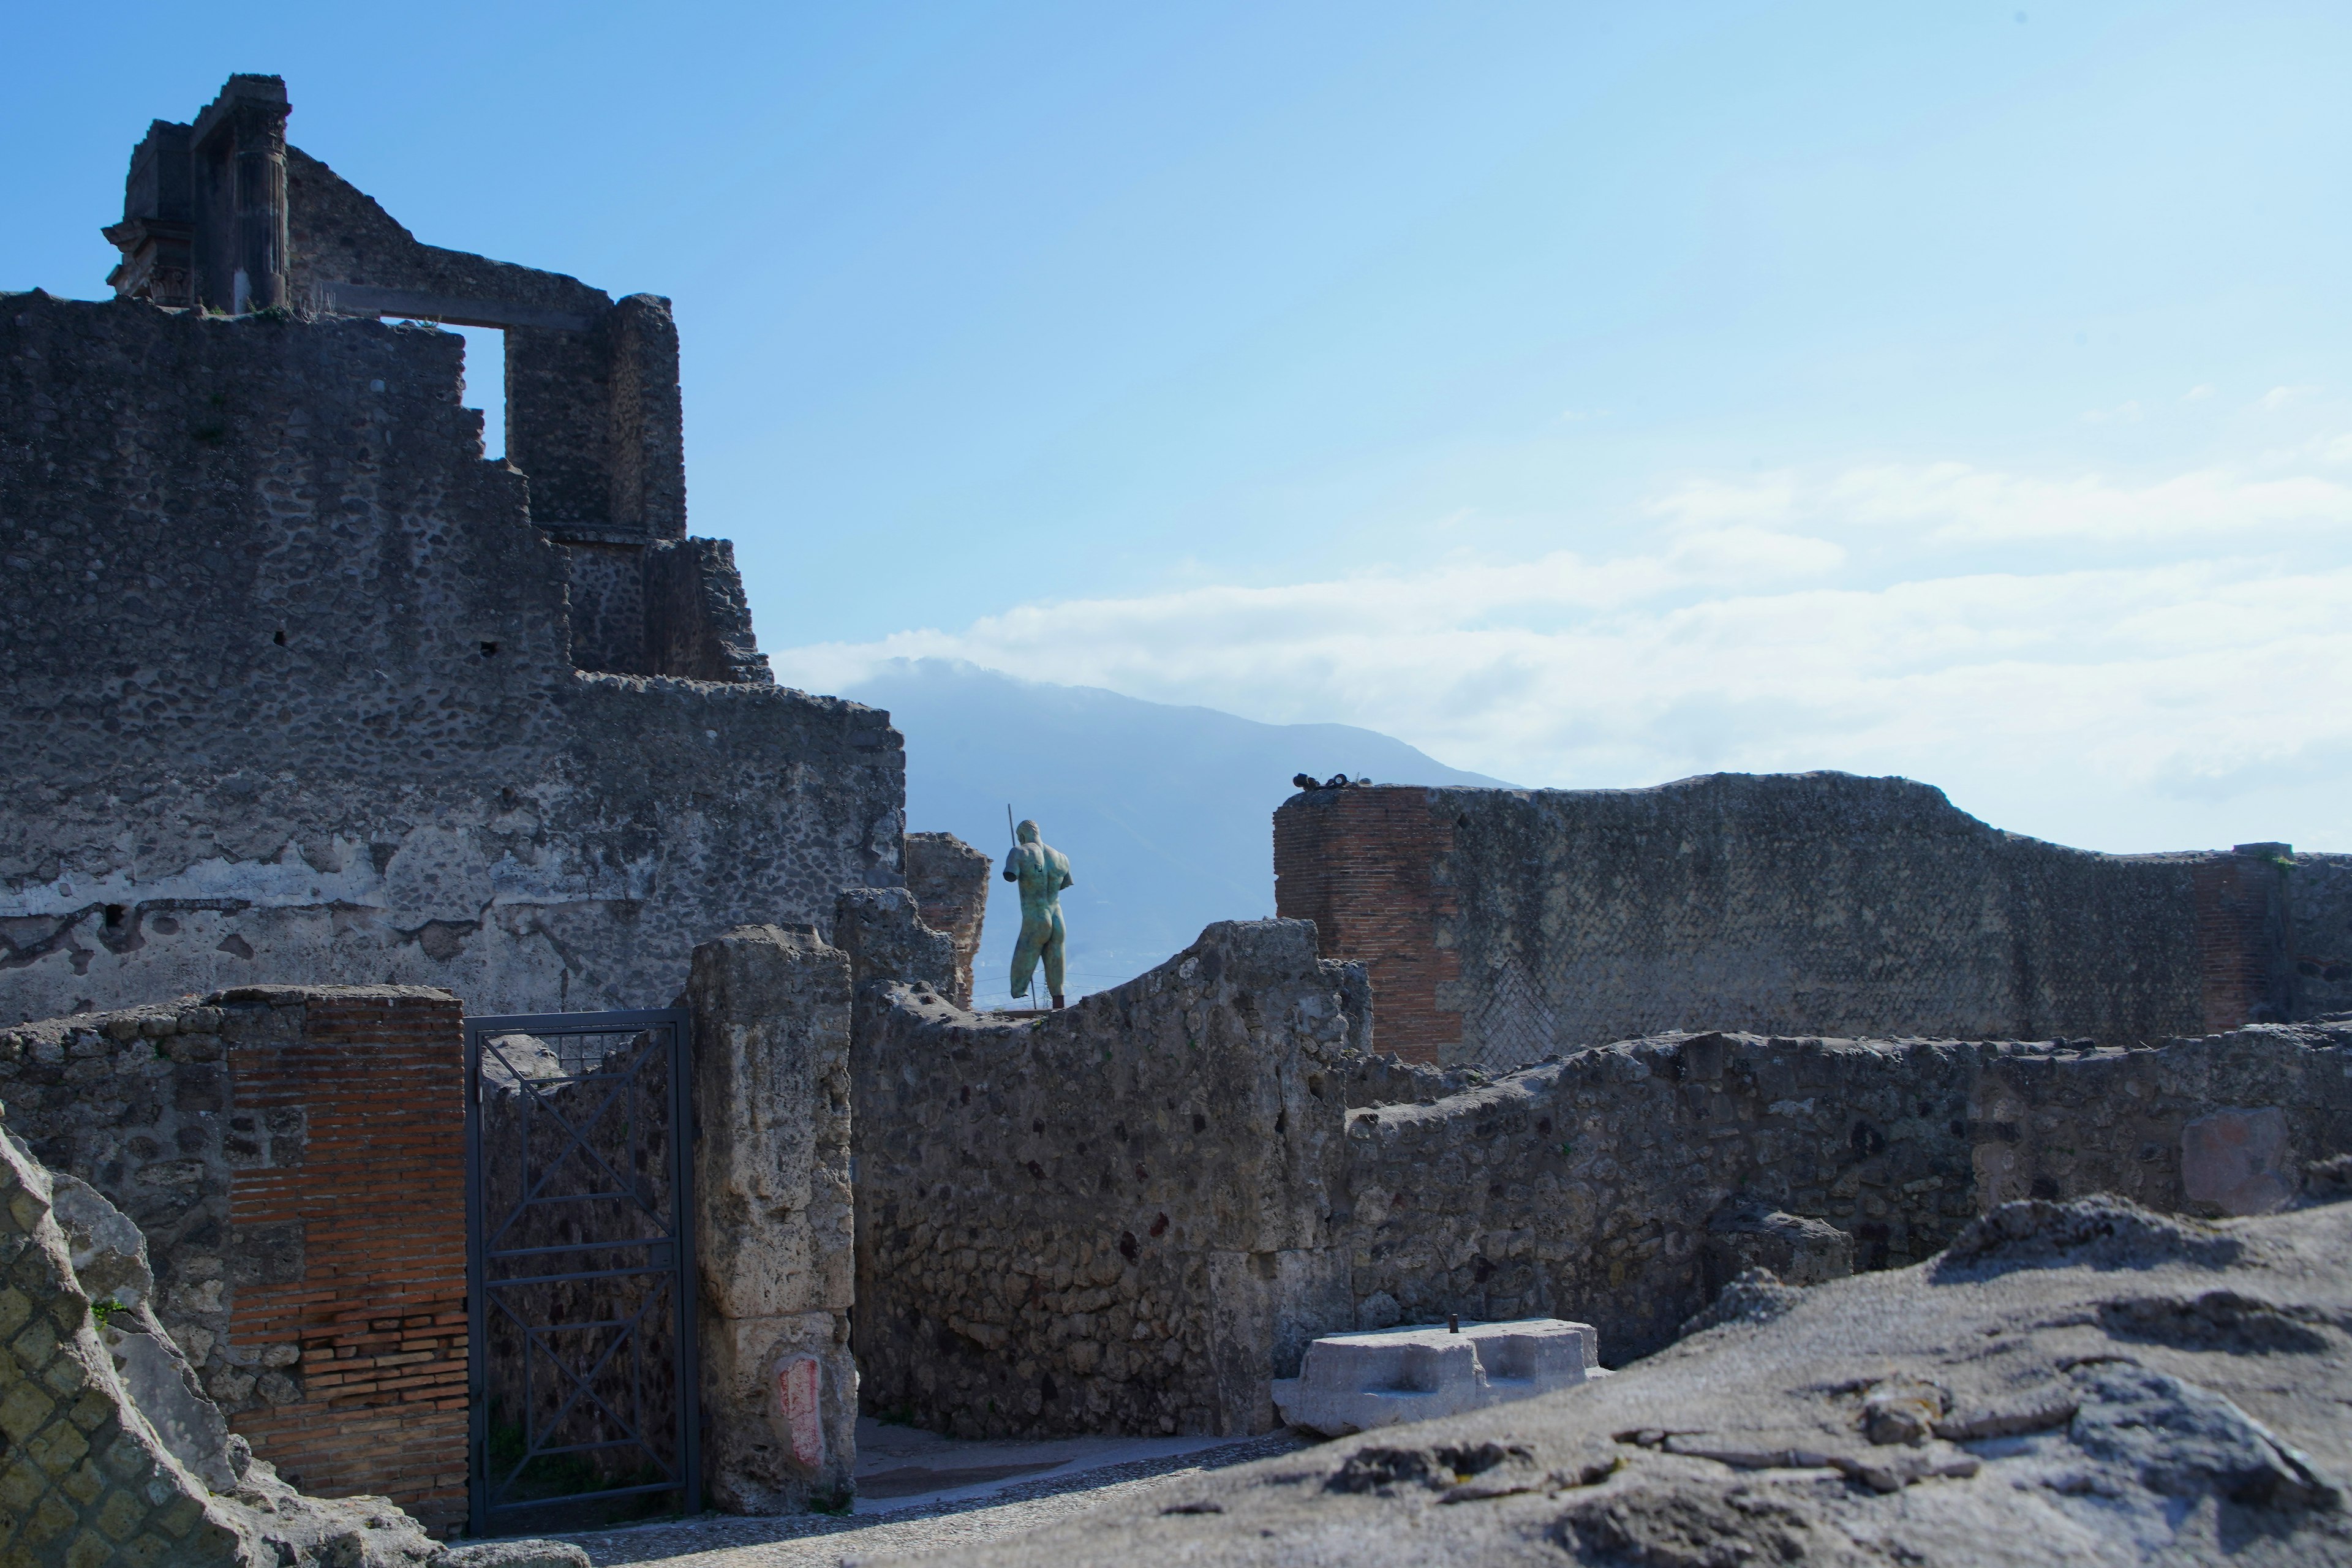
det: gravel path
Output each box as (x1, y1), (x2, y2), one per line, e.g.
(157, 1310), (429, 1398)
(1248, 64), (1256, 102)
(555, 1432), (1310, 1568)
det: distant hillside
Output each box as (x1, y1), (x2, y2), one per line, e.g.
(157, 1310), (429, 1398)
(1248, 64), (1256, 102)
(831, 660), (1509, 1005)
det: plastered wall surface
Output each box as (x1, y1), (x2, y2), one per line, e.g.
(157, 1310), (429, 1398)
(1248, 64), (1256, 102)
(851, 919), (1366, 1440)
(1276, 774), (2337, 1068)
(0, 294), (904, 1022)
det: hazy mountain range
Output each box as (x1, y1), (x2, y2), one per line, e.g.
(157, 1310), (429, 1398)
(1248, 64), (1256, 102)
(831, 659), (1509, 1005)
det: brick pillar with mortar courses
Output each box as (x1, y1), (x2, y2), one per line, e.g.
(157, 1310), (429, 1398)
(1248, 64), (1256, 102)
(220, 986), (469, 1532)
(2192, 846), (2293, 1034)
(1273, 786), (1461, 1065)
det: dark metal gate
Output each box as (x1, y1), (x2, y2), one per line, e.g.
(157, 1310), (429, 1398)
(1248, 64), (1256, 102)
(464, 1009), (699, 1536)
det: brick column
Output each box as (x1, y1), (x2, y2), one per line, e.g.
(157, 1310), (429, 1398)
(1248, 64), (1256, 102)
(1273, 787), (1460, 1063)
(2192, 846), (2291, 1034)
(222, 987), (469, 1531)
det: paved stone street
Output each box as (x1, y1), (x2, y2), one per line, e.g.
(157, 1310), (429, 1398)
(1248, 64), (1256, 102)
(556, 1431), (1306, 1567)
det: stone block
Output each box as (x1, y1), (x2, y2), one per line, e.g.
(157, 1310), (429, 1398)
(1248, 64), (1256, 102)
(2182, 1106), (2294, 1216)
(1270, 1317), (1599, 1437)
(834, 889), (957, 997)
(693, 1311), (856, 1516)
(688, 924), (859, 1513)
(903, 832), (991, 1009)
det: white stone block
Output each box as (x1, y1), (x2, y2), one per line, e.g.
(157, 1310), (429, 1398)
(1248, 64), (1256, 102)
(1270, 1318), (1604, 1436)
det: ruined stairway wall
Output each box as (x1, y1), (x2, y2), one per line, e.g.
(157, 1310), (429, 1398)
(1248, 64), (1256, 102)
(0, 294), (903, 1022)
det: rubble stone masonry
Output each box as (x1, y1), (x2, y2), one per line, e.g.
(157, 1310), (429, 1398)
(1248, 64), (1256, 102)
(1340, 1020), (2352, 1363)
(0, 293), (905, 1022)
(851, 919), (1368, 1440)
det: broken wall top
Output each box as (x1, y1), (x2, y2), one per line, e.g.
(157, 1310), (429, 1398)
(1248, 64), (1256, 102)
(103, 74), (687, 543)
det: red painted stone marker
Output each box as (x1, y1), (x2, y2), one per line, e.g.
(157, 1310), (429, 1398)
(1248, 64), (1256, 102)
(778, 1355), (825, 1469)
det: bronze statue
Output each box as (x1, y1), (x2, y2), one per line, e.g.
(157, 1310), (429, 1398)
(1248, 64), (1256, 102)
(1003, 818), (1073, 1008)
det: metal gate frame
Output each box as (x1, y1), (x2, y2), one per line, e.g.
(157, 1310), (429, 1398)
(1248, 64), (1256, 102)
(463, 1008), (700, 1536)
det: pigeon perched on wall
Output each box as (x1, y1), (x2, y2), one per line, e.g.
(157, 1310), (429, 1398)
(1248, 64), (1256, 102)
(1292, 773), (1321, 791)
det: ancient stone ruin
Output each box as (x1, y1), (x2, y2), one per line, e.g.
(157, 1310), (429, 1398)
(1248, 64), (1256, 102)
(6, 72), (2351, 1566)
(4, 72), (907, 1028)
(1276, 773), (2352, 1069)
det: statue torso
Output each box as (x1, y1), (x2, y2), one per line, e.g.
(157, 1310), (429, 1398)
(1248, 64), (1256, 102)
(1006, 842), (1071, 907)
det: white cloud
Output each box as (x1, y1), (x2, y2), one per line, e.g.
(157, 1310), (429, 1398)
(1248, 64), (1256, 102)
(2081, 400), (2143, 424)
(1673, 461), (2352, 546)
(2257, 384), (2323, 412)
(2182, 385), (2215, 402)
(776, 458), (2352, 851)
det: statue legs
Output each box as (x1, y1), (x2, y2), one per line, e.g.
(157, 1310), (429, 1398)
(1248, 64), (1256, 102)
(1042, 908), (1066, 1003)
(1009, 906), (1068, 1006)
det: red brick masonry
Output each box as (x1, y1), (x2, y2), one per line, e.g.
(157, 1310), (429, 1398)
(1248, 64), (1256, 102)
(226, 990), (468, 1530)
(1274, 787), (1462, 1063)
(2192, 853), (2291, 1035)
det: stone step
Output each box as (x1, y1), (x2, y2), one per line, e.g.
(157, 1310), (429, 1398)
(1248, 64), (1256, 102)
(1272, 1317), (1605, 1436)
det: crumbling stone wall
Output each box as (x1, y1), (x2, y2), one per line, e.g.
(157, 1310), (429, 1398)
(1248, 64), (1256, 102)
(902, 834), (991, 1009)
(281, 144), (682, 549)
(1343, 1034), (1980, 1360)
(0, 987), (469, 1528)
(850, 919), (1365, 1440)
(1341, 1020), (2352, 1363)
(842, 911), (2348, 1441)
(1970, 1022), (2352, 1216)
(834, 889), (959, 999)
(1276, 773), (2315, 1068)
(0, 292), (903, 1022)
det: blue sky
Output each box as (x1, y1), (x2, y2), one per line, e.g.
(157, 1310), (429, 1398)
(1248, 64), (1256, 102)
(10, 2), (2351, 854)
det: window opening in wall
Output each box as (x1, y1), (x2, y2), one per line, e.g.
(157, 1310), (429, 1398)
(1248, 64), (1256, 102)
(445, 325), (506, 461)
(385, 319), (505, 460)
